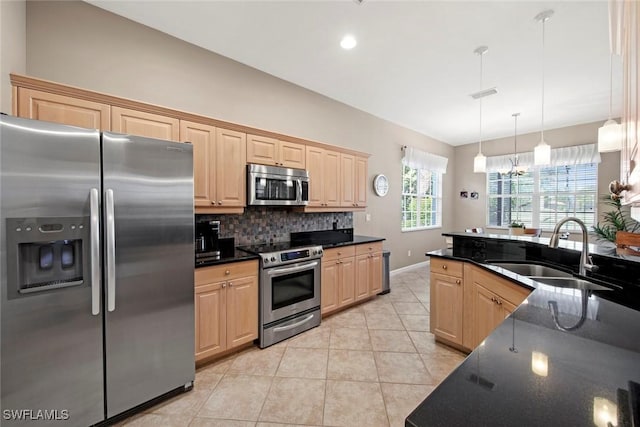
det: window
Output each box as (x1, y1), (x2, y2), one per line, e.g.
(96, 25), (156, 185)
(402, 164), (442, 230)
(487, 163), (598, 231)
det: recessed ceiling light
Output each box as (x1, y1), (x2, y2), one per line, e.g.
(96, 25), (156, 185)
(340, 35), (357, 50)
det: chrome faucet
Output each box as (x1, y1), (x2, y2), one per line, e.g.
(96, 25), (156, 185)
(548, 217), (597, 276)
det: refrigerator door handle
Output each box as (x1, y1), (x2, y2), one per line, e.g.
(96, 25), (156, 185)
(90, 188), (101, 315)
(106, 188), (116, 312)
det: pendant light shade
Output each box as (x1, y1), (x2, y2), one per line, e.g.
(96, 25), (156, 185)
(598, 119), (622, 152)
(534, 10), (554, 166)
(474, 152), (487, 173)
(473, 46), (489, 173)
(534, 140), (551, 165)
(598, 52), (622, 152)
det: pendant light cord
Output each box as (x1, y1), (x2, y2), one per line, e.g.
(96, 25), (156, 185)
(608, 51), (613, 119)
(479, 51), (484, 154)
(541, 17), (546, 142)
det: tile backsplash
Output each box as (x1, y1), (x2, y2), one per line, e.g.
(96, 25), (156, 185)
(196, 208), (353, 245)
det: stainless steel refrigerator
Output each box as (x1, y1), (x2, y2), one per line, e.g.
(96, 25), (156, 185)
(0, 115), (195, 426)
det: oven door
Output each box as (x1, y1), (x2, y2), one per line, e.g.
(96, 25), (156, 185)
(261, 260), (321, 325)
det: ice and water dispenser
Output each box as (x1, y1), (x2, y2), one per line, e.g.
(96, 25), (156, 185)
(6, 217), (88, 298)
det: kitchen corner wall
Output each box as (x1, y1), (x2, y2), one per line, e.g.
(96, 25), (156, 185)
(454, 121), (621, 238)
(22, 1), (455, 270)
(0, 0), (25, 114)
(198, 210), (353, 246)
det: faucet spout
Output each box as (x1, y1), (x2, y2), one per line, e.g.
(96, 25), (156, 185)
(548, 217), (597, 276)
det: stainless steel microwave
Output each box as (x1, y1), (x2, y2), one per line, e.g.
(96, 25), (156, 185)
(247, 164), (309, 206)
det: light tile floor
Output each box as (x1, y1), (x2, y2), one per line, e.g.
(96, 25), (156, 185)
(118, 265), (467, 427)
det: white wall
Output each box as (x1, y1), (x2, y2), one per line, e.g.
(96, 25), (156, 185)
(24, 1), (455, 270)
(0, 0), (26, 114)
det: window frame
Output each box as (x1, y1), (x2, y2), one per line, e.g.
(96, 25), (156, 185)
(486, 163), (598, 232)
(401, 164), (443, 232)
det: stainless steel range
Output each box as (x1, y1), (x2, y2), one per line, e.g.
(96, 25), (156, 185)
(238, 243), (323, 348)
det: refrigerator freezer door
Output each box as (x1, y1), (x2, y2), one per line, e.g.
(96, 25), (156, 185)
(0, 116), (104, 426)
(102, 132), (195, 418)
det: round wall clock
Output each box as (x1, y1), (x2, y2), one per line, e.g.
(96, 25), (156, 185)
(373, 174), (389, 197)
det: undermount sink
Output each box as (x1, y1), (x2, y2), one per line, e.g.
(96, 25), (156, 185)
(490, 262), (573, 278)
(533, 277), (613, 291)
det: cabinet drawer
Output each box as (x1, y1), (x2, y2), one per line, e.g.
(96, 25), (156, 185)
(355, 242), (382, 256)
(430, 258), (463, 278)
(323, 245), (356, 261)
(195, 260), (258, 286)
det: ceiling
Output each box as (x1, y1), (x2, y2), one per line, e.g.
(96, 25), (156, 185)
(87, 0), (620, 147)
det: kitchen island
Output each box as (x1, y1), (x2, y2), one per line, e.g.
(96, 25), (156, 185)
(407, 233), (640, 427)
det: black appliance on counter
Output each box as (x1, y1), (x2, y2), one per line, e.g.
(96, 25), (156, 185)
(195, 220), (221, 264)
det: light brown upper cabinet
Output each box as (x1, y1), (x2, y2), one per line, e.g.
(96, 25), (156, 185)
(16, 88), (110, 130)
(181, 121), (246, 213)
(306, 146), (340, 209)
(247, 134), (306, 169)
(111, 106), (179, 141)
(340, 153), (356, 208)
(355, 157), (368, 208)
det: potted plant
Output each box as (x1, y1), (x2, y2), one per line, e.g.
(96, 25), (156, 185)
(509, 221), (525, 236)
(592, 195), (640, 243)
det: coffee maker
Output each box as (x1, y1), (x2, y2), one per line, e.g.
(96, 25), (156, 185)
(195, 220), (221, 264)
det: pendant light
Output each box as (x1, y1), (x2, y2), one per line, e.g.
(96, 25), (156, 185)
(510, 113), (526, 176)
(473, 46), (488, 173)
(534, 10), (553, 166)
(598, 52), (622, 152)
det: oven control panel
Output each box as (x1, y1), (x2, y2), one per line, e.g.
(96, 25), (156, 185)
(262, 246), (323, 267)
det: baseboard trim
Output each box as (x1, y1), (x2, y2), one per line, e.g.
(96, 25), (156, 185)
(390, 260), (430, 276)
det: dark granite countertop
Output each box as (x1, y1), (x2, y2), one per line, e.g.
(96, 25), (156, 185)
(195, 250), (259, 268)
(409, 239), (640, 426)
(321, 235), (385, 249)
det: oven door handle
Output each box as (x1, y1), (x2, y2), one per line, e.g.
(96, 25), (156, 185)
(273, 314), (315, 333)
(267, 261), (318, 276)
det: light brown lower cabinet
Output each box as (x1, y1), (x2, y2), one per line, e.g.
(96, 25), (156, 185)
(430, 259), (531, 352)
(321, 242), (383, 316)
(194, 260), (258, 362)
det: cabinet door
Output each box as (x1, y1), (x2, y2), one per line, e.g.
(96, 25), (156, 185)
(247, 134), (278, 166)
(355, 156), (368, 208)
(279, 141), (306, 169)
(181, 120), (216, 207)
(321, 261), (339, 315)
(324, 150), (341, 207)
(338, 257), (356, 307)
(430, 272), (463, 345)
(340, 153), (356, 207)
(369, 252), (383, 295)
(226, 275), (258, 348)
(306, 146), (324, 207)
(473, 283), (501, 348)
(195, 282), (226, 361)
(355, 254), (370, 301)
(215, 128), (247, 207)
(17, 88), (110, 130)
(111, 106), (179, 141)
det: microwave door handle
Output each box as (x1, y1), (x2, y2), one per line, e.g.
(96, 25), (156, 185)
(297, 179), (303, 203)
(90, 188), (100, 315)
(106, 189), (116, 312)
(267, 261), (319, 276)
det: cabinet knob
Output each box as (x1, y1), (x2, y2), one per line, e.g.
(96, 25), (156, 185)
(211, 201), (216, 205)
(456, 279), (461, 285)
(218, 201), (222, 205)
(442, 265), (447, 270)
(222, 283), (226, 288)
(225, 270), (230, 275)
(229, 282), (233, 287)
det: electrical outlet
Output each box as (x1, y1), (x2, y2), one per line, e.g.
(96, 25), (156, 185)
(408, 250), (412, 256)
(365, 213), (371, 222)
